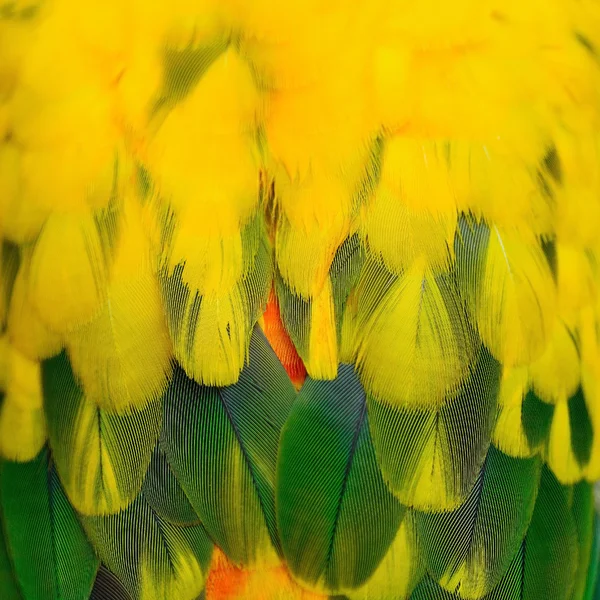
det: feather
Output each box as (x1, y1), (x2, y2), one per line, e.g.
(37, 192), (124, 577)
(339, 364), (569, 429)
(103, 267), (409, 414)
(415, 445), (541, 598)
(367, 345), (500, 510)
(161, 215), (271, 387)
(141, 445), (199, 527)
(492, 367), (536, 458)
(160, 328), (296, 566)
(0, 449), (99, 600)
(276, 365), (404, 593)
(258, 289), (307, 388)
(0, 242), (19, 332)
(547, 397), (582, 485)
(361, 137), (457, 275)
(27, 212), (109, 334)
(7, 248), (62, 361)
(345, 518), (423, 600)
(0, 341), (46, 462)
(528, 322), (580, 404)
(410, 468), (578, 600)
(0, 523), (20, 600)
(42, 351), (161, 515)
(571, 482), (596, 600)
(456, 217), (557, 367)
(90, 565), (132, 600)
(66, 195), (173, 413)
(274, 234), (364, 382)
(82, 491), (213, 600)
(352, 257), (478, 409)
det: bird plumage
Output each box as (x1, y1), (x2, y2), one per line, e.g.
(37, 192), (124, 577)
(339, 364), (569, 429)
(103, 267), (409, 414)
(1, 0), (600, 598)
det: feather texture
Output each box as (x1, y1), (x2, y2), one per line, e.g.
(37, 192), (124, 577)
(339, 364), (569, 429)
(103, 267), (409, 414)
(160, 328), (296, 566)
(277, 365), (404, 593)
(43, 352), (161, 515)
(0, 449), (99, 600)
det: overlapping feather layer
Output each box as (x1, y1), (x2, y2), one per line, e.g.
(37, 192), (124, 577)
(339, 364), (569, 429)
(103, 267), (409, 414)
(1, 1), (600, 599)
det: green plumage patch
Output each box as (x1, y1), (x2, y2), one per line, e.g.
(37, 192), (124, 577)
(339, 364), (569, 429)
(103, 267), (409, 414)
(141, 445), (200, 527)
(415, 445), (542, 597)
(160, 327), (296, 565)
(277, 365), (404, 593)
(0, 449), (99, 600)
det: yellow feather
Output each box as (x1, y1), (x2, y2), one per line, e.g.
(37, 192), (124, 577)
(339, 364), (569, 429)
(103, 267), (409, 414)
(275, 200), (347, 299)
(147, 48), (260, 235)
(580, 313), (600, 481)
(28, 212), (107, 333)
(177, 288), (249, 387)
(528, 322), (580, 405)
(546, 399), (584, 484)
(556, 243), (597, 325)
(66, 197), (173, 413)
(492, 367), (534, 458)
(472, 228), (556, 367)
(0, 143), (50, 243)
(554, 130), (600, 247)
(306, 278), (338, 380)
(354, 258), (477, 408)
(362, 188), (456, 275)
(169, 224), (245, 298)
(346, 519), (422, 600)
(448, 143), (553, 235)
(360, 137), (457, 275)
(0, 342), (46, 461)
(139, 545), (209, 600)
(7, 250), (63, 361)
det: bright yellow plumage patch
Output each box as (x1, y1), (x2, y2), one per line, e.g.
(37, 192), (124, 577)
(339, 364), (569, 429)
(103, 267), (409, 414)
(470, 228), (556, 368)
(0, 9), (599, 597)
(353, 258), (476, 408)
(0, 338), (46, 461)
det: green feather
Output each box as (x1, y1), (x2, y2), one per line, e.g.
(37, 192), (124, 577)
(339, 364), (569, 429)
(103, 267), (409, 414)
(42, 352), (161, 516)
(521, 390), (554, 452)
(411, 469), (578, 600)
(585, 514), (600, 600)
(0, 513), (21, 600)
(90, 565), (132, 600)
(415, 445), (541, 597)
(568, 389), (594, 468)
(277, 365), (404, 593)
(82, 492), (213, 600)
(160, 327), (296, 566)
(0, 448), (99, 600)
(571, 482), (595, 600)
(367, 345), (500, 510)
(141, 445), (200, 526)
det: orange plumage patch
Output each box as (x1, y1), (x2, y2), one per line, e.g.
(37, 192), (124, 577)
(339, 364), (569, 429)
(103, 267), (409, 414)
(205, 549), (326, 600)
(260, 289), (307, 389)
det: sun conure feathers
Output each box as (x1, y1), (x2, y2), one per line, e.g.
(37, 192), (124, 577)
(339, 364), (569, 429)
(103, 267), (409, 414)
(1, 1), (600, 599)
